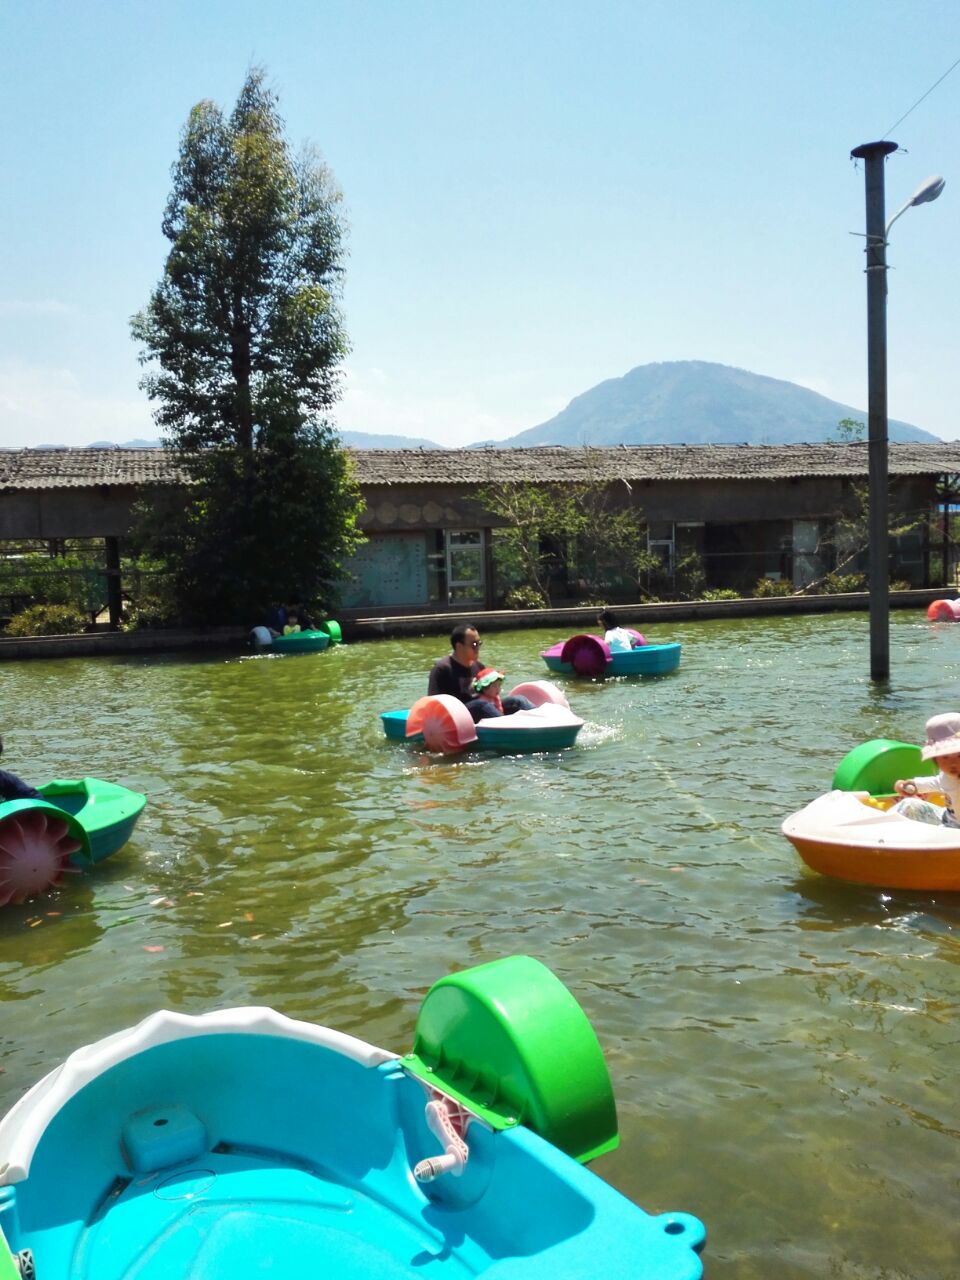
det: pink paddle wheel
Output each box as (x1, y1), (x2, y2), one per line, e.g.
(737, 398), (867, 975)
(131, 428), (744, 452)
(0, 808), (82, 906)
(406, 695), (478, 754)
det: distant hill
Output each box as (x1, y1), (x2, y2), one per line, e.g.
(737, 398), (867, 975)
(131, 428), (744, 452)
(490, 361), (942, 447)
(337, 429), (442, 448)
(76, 430), (444, 450)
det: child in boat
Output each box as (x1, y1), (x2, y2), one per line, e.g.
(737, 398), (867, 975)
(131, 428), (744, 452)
(893, 712), (960, 828)
(282, 611), (302, 636)
(467, 668), (507, 721)
(598, 609), (645, 653)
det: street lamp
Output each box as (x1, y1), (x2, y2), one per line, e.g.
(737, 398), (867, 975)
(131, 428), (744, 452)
(850, 142), (944, 681)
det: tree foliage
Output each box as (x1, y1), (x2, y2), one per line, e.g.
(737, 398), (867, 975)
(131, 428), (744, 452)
(131, 68), (363, 623)
(476, 451), (658, 604)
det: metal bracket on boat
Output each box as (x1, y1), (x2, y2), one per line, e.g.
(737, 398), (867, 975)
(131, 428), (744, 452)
(412, 1092), (470, 1182)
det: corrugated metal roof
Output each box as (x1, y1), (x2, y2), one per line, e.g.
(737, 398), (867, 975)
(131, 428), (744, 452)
(0, 448), (190, 490)
(1, 442), (959, 490)
(351, 442), (960, 483)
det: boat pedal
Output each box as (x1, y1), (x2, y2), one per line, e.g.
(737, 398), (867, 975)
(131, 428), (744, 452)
(121, 1104), (207, 1174)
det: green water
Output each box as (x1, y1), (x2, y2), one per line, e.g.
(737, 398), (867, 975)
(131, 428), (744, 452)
(2, 612), (960, 1278)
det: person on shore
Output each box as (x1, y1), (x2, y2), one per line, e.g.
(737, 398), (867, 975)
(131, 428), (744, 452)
(598, 608), (644, 652)
(893, 712), (960, 827)
(0, 735), (42, 802)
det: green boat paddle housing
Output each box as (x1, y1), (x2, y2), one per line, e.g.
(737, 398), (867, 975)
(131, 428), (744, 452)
(403, 955), (619, 1163)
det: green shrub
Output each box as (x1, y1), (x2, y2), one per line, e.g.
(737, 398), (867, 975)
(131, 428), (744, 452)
(5, 603), (89, 637)
(822, 572), (867, 594)
(121, 595), (179, 630)
(753, 578), (793, 597)
(503, 586), (547, 610)
(702, 588), (741, 601)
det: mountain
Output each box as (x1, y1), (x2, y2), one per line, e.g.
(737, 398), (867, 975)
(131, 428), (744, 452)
(37, 430), (443, 450)
(492, 361), (942, 447)
(337, 429), (442, 448)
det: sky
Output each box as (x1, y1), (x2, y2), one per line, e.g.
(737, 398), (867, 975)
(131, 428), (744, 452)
(2, 0), (959, 449)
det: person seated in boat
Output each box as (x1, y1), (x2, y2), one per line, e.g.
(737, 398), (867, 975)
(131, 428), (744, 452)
(598, 609), (645, 652)
(893, 712), (960, 828)
(466, 667), (509, 721)
(0, 734), (41, 802)
(428, 623), (485, 701)
(428, 625), (534, 715)
(282, 610), (302, 636)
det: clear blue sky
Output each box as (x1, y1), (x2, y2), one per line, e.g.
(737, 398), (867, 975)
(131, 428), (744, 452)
(2, 0), (958, 448)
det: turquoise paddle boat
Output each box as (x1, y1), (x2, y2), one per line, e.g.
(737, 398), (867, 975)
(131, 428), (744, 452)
(0, 955), (705, 1280)
(381, 681), (584, 753)
(250, 620), (343, 654)
(0, 778), (147, 907)
(542, 634), (682, 678)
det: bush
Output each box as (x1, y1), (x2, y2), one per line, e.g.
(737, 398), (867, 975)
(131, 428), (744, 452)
(702, 588), (741, 601)
(753, 578), (793, 597)
(503, 586), (548, 610)
(5, 603), (89, 637)
(822, 572), (867, 594)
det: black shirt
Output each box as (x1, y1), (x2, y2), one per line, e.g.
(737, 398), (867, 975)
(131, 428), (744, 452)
(427, 655), (482, 703)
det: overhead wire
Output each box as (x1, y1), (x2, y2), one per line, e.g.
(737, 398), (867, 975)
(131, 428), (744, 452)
(882, 54), (960, 139)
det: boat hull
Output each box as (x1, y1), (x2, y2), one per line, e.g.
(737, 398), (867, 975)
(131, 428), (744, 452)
(0, 986), (705, 1280)
(40, 777), (147, 864)
(782, 790), (960, 890)
(269, 628), (331, 654)
(542, 641), (681, 677)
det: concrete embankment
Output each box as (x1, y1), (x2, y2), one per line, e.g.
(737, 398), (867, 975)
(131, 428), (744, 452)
(0, 588), (950, 661)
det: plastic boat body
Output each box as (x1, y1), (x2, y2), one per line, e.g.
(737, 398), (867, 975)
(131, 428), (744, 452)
(782, 790), (960, 889)
(0, 778), (147, 906)
(381, 682), (584, 753)
(0, 956), (705, 1280)
(541, 638), (681, 678)
(781, 737), (960, 889)
(38, 777), (147, 864)
(250, 621), (343, 654)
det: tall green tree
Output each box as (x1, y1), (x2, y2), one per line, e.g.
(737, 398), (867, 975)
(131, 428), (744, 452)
(131, 68), (363, 624)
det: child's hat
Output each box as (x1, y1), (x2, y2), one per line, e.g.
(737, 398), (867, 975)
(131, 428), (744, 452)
(921, 712), (960, 760)
(471, 667), (506, 693)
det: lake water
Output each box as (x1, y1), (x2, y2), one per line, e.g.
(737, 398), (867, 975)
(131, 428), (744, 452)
(2, 611), (960, 1278)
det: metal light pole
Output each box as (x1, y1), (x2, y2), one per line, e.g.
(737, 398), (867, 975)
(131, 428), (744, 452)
(850, 142), (945, 681)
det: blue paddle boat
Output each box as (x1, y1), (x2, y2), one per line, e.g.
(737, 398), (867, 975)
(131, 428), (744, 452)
(0, 955), (705, 1279)
(0, 777), (147, 907)
(381, 681), (584, 754)
(542, 634), (682, 679)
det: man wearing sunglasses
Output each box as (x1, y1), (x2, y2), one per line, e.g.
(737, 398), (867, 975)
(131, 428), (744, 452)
(427, 623), (484, 702)
(427, 624), (535, 719)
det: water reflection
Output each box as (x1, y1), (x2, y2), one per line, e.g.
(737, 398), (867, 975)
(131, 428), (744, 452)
(2, 614), (960, 1277)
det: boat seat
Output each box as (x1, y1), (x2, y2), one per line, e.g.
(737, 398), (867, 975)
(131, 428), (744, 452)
(122, 1103), (208, 1174)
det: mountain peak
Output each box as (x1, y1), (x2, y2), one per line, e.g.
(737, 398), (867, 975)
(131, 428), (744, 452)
(497, 360), (939, 447)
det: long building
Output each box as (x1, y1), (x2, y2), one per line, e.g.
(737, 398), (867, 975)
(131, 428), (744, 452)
(0, 443), (957, 615)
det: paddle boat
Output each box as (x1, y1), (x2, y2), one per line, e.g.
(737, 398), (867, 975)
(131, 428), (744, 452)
(0, 777), (147, 907)
(0, 954), (706, 1280)
(250, 619), (342, 654)
(381, 680), (584, 754)
(542, 633), (682, 679)
(780, 738), (960, 890)
(926, 598), (960, 621)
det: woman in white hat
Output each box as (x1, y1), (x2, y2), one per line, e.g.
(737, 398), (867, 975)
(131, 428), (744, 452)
(893, 712), (960, 827)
